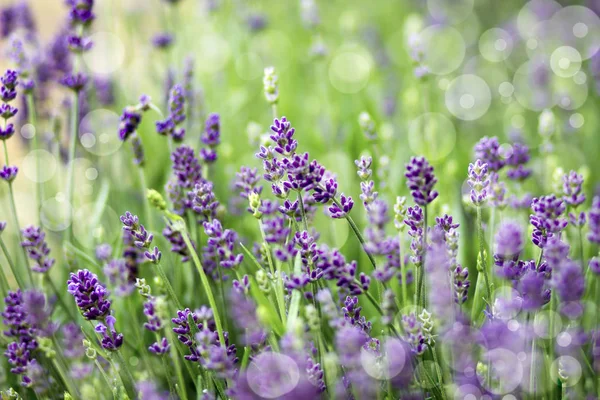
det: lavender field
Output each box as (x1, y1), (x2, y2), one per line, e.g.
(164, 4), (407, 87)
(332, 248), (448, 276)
(1, 0), (600, 399)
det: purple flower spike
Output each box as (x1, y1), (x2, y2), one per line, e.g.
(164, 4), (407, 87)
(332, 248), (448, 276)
(328, 194), (354, 218)
(149, 337), (170, 355)
(200, 113), (221, 164)
(269, 117), (297, 156)
(313, 178), (337, 203)
(0, 123), (15, 140)
(169, 84), (186, 125)
(152, 32), (174, 49)
(562, 170), (585, 208)
(118, 106), (142, 141)
(0, 165), (18, 182)
(60, 72), (88, 92)
(0, 69), (18, 103)
(530, 195), (567, 248)
(589, 196), (600, 244)
(192, 181), (220, 221)
(95, 315), (124, 351)
(474, 136), (505, 172)
(494, 221), (524, 262)
(506, 143), (531, 181)
(467, 159), (489, 206)
(67, 269), (111, 320)
(21, 226), (55, 273)
(405, 156), (438, 206)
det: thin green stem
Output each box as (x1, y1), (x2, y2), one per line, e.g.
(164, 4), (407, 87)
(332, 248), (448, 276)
(578, 226), (585, 266)
(114, 350), (136, 399)
(165, 323), (189, 400)
(154, 261), (184, 310)
(0, 235), (26, 289)
(331, 196), (377, 270)
(26, 93), (42, 226)
(51, 336), (80, 398)
(398, 233), (408, 306)
(180, 229), (226, 346)
(476, 206), (492, 304)
(94, 358), (114, 392)
(45, 274), (79, 322)
(66, 90), (80, 243)
(138, 167), (153, 232)
(297, 192), (309, 233)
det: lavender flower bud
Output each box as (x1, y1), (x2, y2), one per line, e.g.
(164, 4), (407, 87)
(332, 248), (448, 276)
(393, 196), (407, 231)
(467, 159), (489, 206)
(538, 109), (555, 138)
(589, 196), (600, 244)
(263, 66), (279, 104)
(67, 270), (111, 320)
(0, 165), (18, 182)
(405, 156), (438, 206)
(20, 226), (55, 273)
(562, 170), (585, 208)
(95, 315), (124, 351)
(328, 194), (354, 219)
(354, 156), (372, 180)
(530, 195), (568, 248)
(474, 136), (504, 172)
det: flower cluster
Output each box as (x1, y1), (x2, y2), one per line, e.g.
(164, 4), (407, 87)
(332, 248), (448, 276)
(405, 156), (438, 206)
(200, 113), (221, 163)
(120, 211), (161, 263)
(60, 0), (94, 92)
(20, 225), (55, 273)
(530, 195), (568, 248)
(467, 159), (489, 206)
(1, 70), (18, 183)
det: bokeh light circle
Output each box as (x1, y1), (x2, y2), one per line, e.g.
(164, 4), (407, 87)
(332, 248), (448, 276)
(83, 32), (126, 75)
(79, 109), (122, 156)
(478, 348), (523, 394)
(360, 337), (409, 380)
(246, 352), (300, 398)
(513, 60), (557, 111)
(550, 356), (582, 387)
(554, 75), (588, 110)
(550, 6), (600, 60)
(517, 0), (561, 39)
(20, 124), (35, 139)
(569, 113), (584, 128)
(445, 74), (491, 120)
(419, 25), (466, 75)
(550, 46), (582, 77)
(22, 150), (57, 183)
(408, 112), (456, 161)
(533, 310), (563, 338)
(479, 28), (514, 62)
(328, 50), (372, 93)
(427, 0), (474, 24)
(40, 195), (72, 232)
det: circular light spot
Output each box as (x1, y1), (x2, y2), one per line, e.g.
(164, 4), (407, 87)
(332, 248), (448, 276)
(419, 25), (466, 75)
(361, 337), (408, 380)
(499, 144), (513, 159)
(41, 196), (72, 232)
(79, 109), (122, 156)
(554, 75), (588, 110)
(247, 352), (300, 398)
(328, 51), (372, 94)
(573, 71), (587, 84)
(551, 6), (600, 60)
(507, 319), (520, 331)
(479, 28), (513, 62)
(569, 113), (584, 128)
(551, 356), (582, 387)
(513, 60), (557, 111)
(499, 82), (514, 97)
(557, 332), (572, 347)
(527, 38), (538, 49)
(85, 167), (98, 181)
(533, 310), (563, 338)
(445, 74), (491, 120)
(438, 78), (450, 90)
(573, 22), (588, 38)
(427, 0), (474, 24)
(550, 46), (582, 77)
(20, 124), (35, 139)
(478, 348), (523, 394)
(408, 112), (457, 162)
(517, 0), (561, 39)
(22, 150), (57, 183)
(83, 32), (126, 75)
(503, 395), (517, 400)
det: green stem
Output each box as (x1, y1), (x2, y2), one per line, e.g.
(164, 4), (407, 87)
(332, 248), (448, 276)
(0, 235), (26, 289)
(578, 226), (585, 266)
(26, 93), (42, 226)
(154, 261), (184, 310)
(331, 196), (377, 270)
(94, 358), (114, 393)
(138, 167), (153, 232)
(114, 350), (136, 399)
(165, 324), (189, 400)
(297, 192), (309, 233)
(180, 229), (226, 346)
(476, 206), (492, 304)
(66, 90), (80, 243)
(45, 274), (79, 322)
(398, 233), (408, 306)
(258, 220), (286, 325)
(51, 336), (80, 398)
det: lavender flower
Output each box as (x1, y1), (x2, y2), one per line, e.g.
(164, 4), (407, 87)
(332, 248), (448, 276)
(488, 172), (507, 209)
(67, 269), (111, 320)
(118, 106), (142, 141)
(506, 143), (532, 181)
(263, 66), (279, 104)
(95, 315), (123, 351)
(358, 111), (376, 140)
(59, 72), (88, 92)
(200, 113), (221, 163)
(120, 211), (161, 263)
(589, 196), (600, 244)
(103, 259), (135, 296)
(95, 243), (112, 262)
(530, 195), (568, 248)
(563, 171), (585, 207)
(467, 159), (489, 206)
(401, 313), (427, 355)
(328, 194), (354, 218)
(0, 165), (18, 182)
(405, 156), (438, 206)
(202, 219), (244, 275)
(162, 225), (191, 262)
(235, 166), (262, 199)
(20, 226), (55, 273)
(166, 145), (203, 215)
(152, 32), (173, 49)
(192, 181), (219, 221)
(474, 136), (504, 172)
(355, 156), (372, 180)
(404, 205), (424, 266)
(554, 260), (585, 318)
(494, 221), (524, 263)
